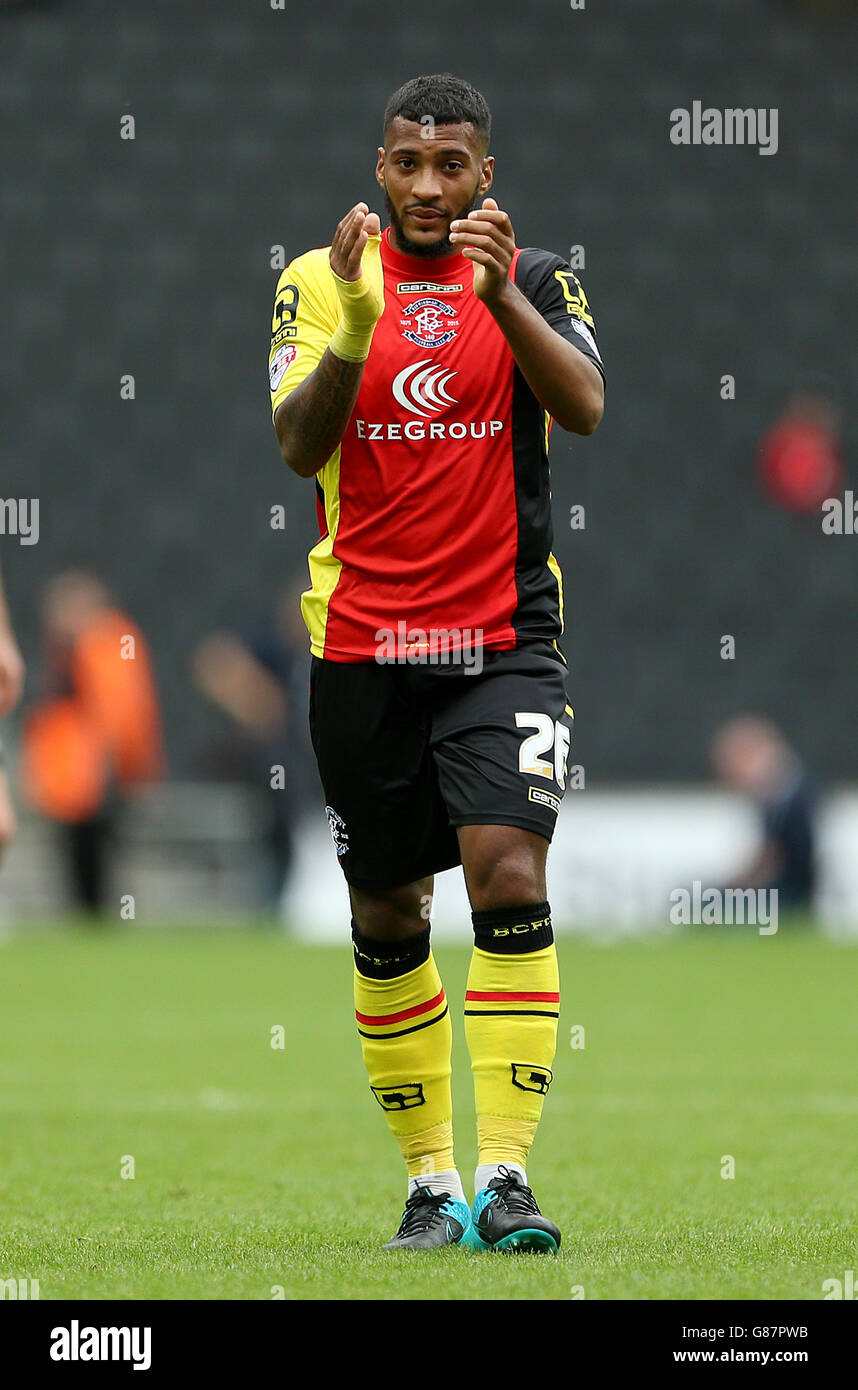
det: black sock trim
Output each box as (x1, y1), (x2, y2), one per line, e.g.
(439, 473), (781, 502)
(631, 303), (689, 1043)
(471, 901), (553, 954)
(351, 921), (431, 979)
(464, 1008), (559, 1018)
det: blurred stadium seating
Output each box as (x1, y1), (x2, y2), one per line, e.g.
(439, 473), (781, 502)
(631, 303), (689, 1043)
(1, 0), (855, 922)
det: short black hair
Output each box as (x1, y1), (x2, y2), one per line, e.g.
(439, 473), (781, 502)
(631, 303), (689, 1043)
(383, 73), (491, 154)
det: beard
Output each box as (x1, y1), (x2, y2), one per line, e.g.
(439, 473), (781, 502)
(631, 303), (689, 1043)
(384, 181), (481, 258)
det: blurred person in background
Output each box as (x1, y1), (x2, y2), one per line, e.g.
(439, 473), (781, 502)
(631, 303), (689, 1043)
(757, 379), (843, 514)
(710, 715), (817, 914)
(192, 579), (314, 909)
(0, 555), (26, 854)
(20, 570), (164, 916)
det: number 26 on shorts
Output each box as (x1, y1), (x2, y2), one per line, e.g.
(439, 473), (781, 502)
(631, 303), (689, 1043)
(515, 712), (571, 791)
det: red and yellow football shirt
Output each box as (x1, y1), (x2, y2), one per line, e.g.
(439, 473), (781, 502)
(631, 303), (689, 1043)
(269, 227), (604, 662)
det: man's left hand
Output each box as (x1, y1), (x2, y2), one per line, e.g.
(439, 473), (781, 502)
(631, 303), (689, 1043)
(450, 198), (516, 304)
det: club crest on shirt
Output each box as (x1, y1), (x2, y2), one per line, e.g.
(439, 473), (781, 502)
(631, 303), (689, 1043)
(399, 296), (458, 348)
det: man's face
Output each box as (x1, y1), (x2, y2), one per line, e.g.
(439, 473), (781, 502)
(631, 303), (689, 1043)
(376, 117), (493, 257)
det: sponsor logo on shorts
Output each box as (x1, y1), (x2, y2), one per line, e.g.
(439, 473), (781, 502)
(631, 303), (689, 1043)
(325, 805), (349, 857)
(528, 786), (561, 814)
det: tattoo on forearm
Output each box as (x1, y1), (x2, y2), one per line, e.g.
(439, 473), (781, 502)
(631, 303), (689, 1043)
(280, 349), (363, 472)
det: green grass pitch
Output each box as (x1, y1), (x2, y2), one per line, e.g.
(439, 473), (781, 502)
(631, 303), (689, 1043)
(0, 925), (855, 1300)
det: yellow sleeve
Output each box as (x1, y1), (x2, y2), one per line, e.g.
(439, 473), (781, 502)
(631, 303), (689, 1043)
(268, 248), (341, 419)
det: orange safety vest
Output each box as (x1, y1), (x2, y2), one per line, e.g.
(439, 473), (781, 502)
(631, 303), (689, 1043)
(21, 608), (164, 823)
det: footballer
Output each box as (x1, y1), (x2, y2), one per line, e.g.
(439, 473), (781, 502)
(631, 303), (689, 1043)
(269, 74), (604, 1252)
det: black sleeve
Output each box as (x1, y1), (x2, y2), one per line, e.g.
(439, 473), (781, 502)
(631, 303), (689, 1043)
(514, 247), (605, 385)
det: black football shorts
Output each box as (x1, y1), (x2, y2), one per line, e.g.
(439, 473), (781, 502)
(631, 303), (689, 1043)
(308, 640), (574, 890)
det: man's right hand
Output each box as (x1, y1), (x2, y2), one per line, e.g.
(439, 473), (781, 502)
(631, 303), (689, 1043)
(274, 204), (384, 475)
(328, 204), (385, 362)
(330, 202), (382, 283)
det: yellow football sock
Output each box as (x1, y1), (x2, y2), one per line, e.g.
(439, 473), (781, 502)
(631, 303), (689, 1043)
(353, 923), (455, 1179)
(465, 902), (559, 1171)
